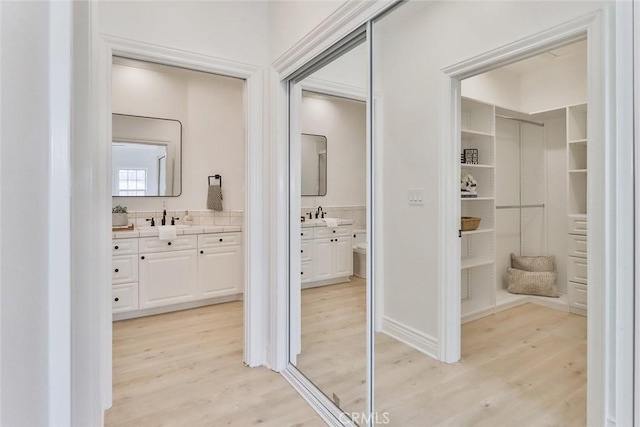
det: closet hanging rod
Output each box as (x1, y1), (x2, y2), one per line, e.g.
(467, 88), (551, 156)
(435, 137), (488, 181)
(495, 114), (545, 127)
(496, 204), (545, 209)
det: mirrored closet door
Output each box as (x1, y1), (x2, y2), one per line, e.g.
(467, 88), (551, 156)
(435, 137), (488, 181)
(288, 30), (369, 421)
(286, 2), (593, 425)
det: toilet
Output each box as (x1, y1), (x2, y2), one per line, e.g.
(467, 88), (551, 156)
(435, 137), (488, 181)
(353, 229), (367, 278)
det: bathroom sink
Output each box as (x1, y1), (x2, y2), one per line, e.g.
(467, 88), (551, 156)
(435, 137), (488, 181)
(303, 218), (339, 225)
(137, 224), (191, 231)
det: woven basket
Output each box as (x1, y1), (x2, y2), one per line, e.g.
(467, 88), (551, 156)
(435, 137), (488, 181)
(461, 216), (481, 231)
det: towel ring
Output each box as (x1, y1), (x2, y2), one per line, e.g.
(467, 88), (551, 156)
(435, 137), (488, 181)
(208, 174), (222, 187)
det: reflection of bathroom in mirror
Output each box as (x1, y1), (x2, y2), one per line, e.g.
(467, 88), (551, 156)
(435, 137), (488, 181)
(112, 114), (182, 197)
(289, 39), (368, 418)
(301, 133), (327, 196)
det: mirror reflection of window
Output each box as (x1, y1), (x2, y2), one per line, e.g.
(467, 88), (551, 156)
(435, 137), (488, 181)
(117, 168), (147, 196)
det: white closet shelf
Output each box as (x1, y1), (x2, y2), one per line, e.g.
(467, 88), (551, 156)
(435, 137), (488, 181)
(461, 164), (494, 169)
(461, 228), (494, 236)
(461, 257), (494, 270)
(461, 196), (494, 201)
(569, 169), (587, 173)
(461, 129), (494, 138)
(568, 139), (587, 145)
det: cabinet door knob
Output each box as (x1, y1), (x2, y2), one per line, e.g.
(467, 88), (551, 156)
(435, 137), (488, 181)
(300, 232), (303, 236)
(114, 269), (119, 273)
(141, 256), (145, 260)
(114, 245), (119, 250)
(301, 271), (304, 275)
(333, 230), (336, 233)
(301, 249), (303, 253)
(200, 250), (204, 254)
(219, 238), (223, 242)
(330, 239), (334, 242)
(167, 242), (172, 246)
(114, 297), (119, 302)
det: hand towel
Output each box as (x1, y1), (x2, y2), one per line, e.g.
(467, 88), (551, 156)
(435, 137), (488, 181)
(158, 225), (177, 241)
(207, 185), (223, 211)
(323, 217), (339, 228)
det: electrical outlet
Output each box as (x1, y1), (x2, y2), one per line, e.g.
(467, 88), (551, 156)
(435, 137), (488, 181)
(408, 188), (424, 205)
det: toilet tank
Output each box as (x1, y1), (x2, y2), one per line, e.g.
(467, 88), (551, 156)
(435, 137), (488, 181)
(353, 229), (366, 246)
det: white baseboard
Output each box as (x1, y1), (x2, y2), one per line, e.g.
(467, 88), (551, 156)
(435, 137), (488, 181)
(113, 294), (242, 321)
(381, 316), (438, 359)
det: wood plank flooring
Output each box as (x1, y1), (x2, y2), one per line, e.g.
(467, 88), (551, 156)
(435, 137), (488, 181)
(297, 279), (586, 426)
(106, 301), (324, 427)
(297, 278), (367, 417)
(107, 281), (586, 427)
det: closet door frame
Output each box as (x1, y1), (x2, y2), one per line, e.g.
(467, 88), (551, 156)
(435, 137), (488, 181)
(440, 8), (635, 426)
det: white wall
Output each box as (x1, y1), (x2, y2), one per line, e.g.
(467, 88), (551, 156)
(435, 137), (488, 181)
(462, 67), (521, 111)
(374, 0), (606, 340)
(99, 1), (269, 66)
(1, 2), (50, 425)
(300, 92), (366, 209)
(462, 47), (588, 114)
(268, 1), (347, 62)
(111, 62), (245, 211)
(520, 49), (587, 113)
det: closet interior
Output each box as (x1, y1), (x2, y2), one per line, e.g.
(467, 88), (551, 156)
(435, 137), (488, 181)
(459, 40), (588, 322)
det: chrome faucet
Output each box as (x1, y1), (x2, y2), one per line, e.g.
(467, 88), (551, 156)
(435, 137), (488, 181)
(315, 206), (324, 219)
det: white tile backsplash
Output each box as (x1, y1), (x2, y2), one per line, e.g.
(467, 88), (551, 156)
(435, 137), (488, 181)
(119, 210), (243, 228)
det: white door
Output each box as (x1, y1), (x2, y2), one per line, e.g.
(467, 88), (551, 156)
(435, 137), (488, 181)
(139, 250), (198, 309)
(314, 238), (333, 281)
(198, 245), (243, 298)
(333, 236), (353, 277)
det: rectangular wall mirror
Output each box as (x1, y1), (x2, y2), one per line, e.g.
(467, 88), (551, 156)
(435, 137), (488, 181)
(301, 133), (327, 196)
(112, 113), (182, 197)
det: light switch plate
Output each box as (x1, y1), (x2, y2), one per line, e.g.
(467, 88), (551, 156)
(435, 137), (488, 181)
(409, 188), (424, 205)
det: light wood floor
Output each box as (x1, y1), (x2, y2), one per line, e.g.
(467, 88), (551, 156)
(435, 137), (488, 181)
(297, 278), (367, 417)
(298, 279), (587, 426)
(106, 301), (324, 427)
(107, 283), (586, 427)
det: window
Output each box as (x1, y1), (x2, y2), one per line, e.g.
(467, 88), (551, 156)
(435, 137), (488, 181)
(118, 169), (146, 196)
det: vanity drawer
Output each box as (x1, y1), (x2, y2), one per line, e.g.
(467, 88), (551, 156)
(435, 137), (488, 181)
(198, 232), (241, 249)
(139, 235), (197, 253)
(315, 226), (352, 239)
(112, 238), (138, 255)
(300, 241), (314, 262)
(568, 215), (587, 235)
(568, 256), (588, 284)
(301, 261), (314, 284)
(112, 255), (138, 285)
(112, 283), (139, 313)
(300, 228), (313, 241)
(568, 234), (587, 259)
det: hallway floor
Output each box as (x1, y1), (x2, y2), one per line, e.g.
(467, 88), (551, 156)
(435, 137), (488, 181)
(106, 301), (324, 427)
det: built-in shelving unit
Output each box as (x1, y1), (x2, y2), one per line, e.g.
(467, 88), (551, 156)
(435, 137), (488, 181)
(566, 103), (588, 316)
(460, 97), (496, 322)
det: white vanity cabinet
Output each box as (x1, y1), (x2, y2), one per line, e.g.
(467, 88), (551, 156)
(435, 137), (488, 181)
(139, 249), (198, 309)
(301, 224), (353, 288)
(112, 238), (139, 314)
(112, 227), (243, 319)
(197, 233), (243, 298)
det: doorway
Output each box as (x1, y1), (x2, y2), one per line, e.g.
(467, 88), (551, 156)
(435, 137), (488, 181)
(95, 37), (266, 416)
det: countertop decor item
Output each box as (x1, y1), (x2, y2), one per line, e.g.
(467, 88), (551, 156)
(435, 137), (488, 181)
(112, 205), (129, 227)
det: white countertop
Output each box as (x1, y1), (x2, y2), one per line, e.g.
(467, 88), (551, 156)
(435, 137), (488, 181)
(113, 225), (242, 239)
(300, 219), (353, 228)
